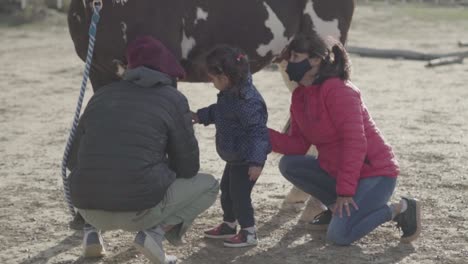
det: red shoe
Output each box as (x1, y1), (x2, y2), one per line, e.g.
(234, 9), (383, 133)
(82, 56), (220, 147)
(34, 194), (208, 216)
(204, 223), (237, 239)
(223, 230), (258, 248)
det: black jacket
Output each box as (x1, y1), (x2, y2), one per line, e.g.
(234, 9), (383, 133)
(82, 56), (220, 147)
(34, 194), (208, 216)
(67, 67), (199, 211)
(196, 76), (271, 166)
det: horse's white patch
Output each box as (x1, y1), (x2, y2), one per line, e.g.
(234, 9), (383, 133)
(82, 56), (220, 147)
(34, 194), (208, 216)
(181, 19), (196, 59)
(113, 0), (129, 6)
(303, 1), (340, 40)
(121, 21), (128, 44)
(256, 2), (290, 57)
(195, 7), (208, 24)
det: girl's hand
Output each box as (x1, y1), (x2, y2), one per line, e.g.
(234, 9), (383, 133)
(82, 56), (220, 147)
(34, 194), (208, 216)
(248, 166), (263, 181)
(191, 111), (199, 124)
(332, 196), (359, 218)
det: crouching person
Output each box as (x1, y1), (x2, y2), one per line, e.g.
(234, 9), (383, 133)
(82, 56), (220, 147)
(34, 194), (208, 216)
(66, 36), (219, 264)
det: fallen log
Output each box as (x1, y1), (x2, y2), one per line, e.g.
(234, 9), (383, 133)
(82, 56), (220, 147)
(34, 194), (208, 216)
(426, 56), (464, 68)
(346, 46), (468, 61)
(458, 41), (468, 48)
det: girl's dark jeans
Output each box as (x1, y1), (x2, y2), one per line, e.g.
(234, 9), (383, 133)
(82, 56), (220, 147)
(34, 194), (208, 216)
(220, 162), (257, 228)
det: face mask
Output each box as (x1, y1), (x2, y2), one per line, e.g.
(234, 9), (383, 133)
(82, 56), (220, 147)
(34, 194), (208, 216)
(286, 59), (312, 83)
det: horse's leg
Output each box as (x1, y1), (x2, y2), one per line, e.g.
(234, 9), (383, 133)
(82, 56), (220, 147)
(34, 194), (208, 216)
(89, 63), (119, 92)
(299, 196), (327, 222)
(284, 185), (310, 204)
(278, 61), (312, 204)
(278, 61), (325, 221)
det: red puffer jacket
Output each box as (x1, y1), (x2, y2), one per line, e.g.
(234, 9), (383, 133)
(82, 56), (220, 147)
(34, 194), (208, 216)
(269, 78), (399, 196)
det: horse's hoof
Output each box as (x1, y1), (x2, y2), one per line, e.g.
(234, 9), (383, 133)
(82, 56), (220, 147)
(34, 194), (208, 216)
(299, 197), (327, 222)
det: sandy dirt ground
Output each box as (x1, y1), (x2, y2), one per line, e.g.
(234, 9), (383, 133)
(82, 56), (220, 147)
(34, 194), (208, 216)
(1, 4), (467, 264)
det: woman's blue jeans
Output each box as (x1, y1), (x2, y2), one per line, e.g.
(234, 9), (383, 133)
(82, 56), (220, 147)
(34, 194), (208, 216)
(279, 155), (396, 245)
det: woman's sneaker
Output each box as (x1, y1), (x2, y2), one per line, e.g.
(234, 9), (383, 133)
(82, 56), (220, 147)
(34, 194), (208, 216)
(394, 197), (422, 243)
(204, 223), (237, 239)
(307, 210), (332, 231)
(223, 230), (258, 248)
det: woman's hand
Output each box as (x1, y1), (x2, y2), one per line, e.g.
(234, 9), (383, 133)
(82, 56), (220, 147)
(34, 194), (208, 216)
(332, 196), (359, 218)
(191, 111), (199, 124)
(248, 166), (263, 181)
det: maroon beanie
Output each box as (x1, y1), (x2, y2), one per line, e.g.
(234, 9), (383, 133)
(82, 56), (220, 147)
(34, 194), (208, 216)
(126, 36), (186, 79)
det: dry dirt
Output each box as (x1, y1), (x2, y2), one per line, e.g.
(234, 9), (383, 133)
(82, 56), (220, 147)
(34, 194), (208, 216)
(1, 4), (467, 264)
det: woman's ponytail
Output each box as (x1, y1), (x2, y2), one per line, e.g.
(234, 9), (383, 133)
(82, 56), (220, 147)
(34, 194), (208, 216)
(330, 43), (351, 80)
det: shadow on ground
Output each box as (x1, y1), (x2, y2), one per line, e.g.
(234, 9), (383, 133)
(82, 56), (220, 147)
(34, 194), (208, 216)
(18, 232), (81, 264)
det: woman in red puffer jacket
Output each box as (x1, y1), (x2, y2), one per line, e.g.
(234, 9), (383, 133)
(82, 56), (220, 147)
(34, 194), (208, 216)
(269, 34), (421, 245)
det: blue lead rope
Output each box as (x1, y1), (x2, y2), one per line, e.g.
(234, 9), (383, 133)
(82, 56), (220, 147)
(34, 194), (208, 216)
(61, 1), (102, 218)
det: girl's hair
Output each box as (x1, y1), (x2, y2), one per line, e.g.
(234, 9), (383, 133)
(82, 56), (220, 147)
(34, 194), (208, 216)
(205, 45), (250, 89)
(287, 34), (351, 81)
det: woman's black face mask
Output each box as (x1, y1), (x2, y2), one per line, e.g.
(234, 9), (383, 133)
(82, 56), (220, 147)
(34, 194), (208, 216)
(285, 59), (312, 83)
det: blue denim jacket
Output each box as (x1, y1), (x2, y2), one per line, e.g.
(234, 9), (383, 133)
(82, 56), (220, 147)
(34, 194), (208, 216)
(197, 78), (271, 166)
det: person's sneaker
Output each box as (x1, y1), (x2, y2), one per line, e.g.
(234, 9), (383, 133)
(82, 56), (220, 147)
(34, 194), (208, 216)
(394, 197), (422, 243)
(204, 223), (237, 239)
(134, 231), (178, 264)
(223, 229), (258, 248)
(307, 210), (332, 231)
(83, 225), (105, 258)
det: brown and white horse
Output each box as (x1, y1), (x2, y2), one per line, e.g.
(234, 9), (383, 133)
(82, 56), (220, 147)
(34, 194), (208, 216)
(69, 0), (354, 88)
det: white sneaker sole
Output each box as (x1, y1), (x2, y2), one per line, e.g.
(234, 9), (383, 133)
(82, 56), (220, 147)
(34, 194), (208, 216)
(204, 234), (236, 239)
(223, 240), (258, 248)
(83, 244), (105, 258)
(134, 238), (165, 264)
(83, 230), (105, 258)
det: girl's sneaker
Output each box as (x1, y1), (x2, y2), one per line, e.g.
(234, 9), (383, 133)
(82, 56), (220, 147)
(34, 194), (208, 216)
(204, 223), (237, 239)
(223, 229), (258, 248)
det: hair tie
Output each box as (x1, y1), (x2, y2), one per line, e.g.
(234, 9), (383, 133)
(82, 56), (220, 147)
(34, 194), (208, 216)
(236, 54), (245, 62)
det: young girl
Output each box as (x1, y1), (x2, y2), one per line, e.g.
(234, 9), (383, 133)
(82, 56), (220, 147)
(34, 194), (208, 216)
(192, 45), (271, 248)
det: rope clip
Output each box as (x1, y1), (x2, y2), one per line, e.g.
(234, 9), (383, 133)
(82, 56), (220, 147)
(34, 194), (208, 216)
(93, 0), (103, 11)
